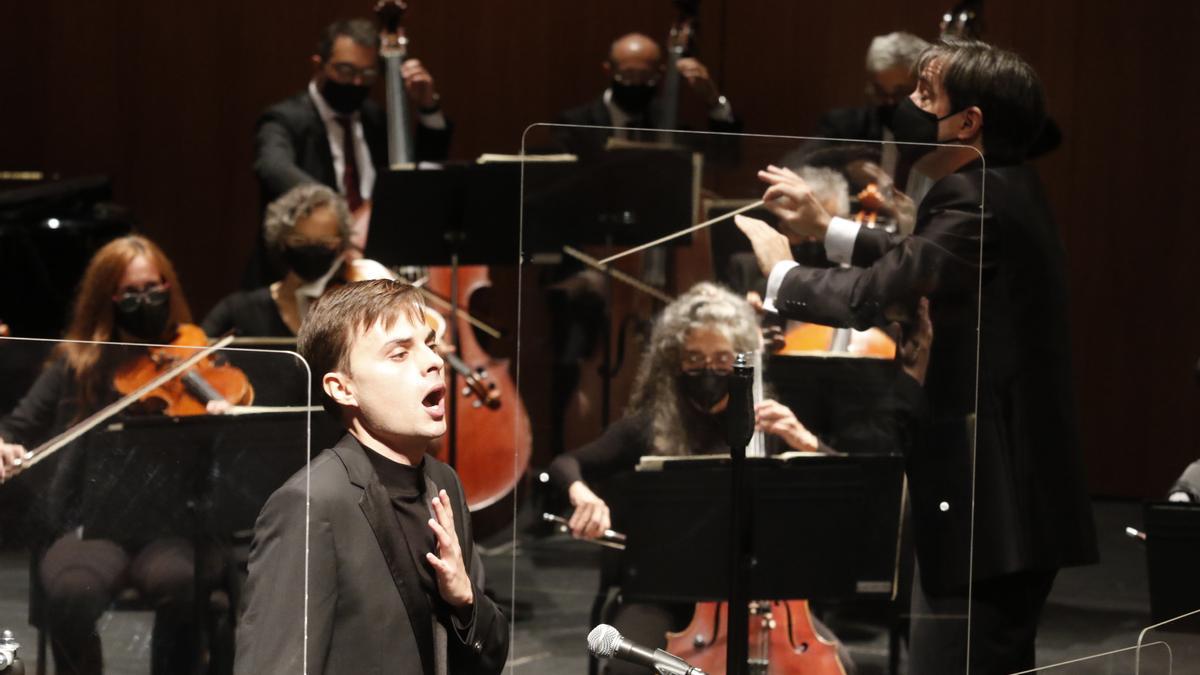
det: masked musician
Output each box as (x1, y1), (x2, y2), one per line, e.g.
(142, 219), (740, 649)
(235, 280), (508, 675)
(204, 184), (352, 340)
(547, 282), (936, 674)
(737, 39), (1097, 674)
(247, 17), (451, 285)
(255, 18), (450, 208)
(556, 32), (740, 151)
(0, 235), (239, 675)
(814, 32), (929, 168)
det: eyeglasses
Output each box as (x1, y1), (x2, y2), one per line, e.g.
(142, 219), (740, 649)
(680, 350), (736, 373)
(328, 62), (379, 85)
(113, 283), (170, 312)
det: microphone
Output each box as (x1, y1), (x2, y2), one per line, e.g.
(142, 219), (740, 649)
(587, 624), (706, 675)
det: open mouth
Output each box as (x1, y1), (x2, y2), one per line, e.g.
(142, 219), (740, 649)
(422, 384), (446, 419)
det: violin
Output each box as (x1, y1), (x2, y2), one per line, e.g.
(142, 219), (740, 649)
(112, 323), (253, 416)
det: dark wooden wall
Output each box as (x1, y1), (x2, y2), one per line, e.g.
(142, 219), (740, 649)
(3, 1), (1198, 498)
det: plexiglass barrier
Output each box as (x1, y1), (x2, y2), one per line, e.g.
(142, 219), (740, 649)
(1011, 641), (1173, 674)
(0, 336), (314, 674)
(510, 124), (984, 673)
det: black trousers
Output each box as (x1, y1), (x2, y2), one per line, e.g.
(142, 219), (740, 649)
(908, 566), (1058, 675)
(39, 534), (220, 675)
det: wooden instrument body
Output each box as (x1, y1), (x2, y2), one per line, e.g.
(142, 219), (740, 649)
(113, 323), (253, 415)
(666, 600), (846, 674)
(426, 266), (532, 512)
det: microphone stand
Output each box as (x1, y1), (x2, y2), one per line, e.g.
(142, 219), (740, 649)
(724, 353), (755, 675)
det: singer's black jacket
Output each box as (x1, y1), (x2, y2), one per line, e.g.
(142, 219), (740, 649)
(772, 160), (1098, 592)
(235, 434), (508, 675)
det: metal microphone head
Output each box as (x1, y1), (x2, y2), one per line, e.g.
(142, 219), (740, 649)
(587, 624), (622, 658)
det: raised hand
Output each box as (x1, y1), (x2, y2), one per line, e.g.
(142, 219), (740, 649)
(758, 165), (833, 242)
(425, 488), (474, 608)
(675, 57), (720, 106)
(401, 58), (439, 110)
(734, 215), (794, 278)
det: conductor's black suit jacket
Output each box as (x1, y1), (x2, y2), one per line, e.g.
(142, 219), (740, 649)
(253, 91), (453, 203)
(234, 434), (508, 675)
(773, 160), (1098, 593)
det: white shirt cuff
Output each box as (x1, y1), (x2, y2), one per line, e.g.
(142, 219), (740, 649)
(419, 110), (448, 130)
(824, 216), (861, 265)
(762, 260), (800, 314)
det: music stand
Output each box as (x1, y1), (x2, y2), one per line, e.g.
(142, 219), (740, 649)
(619, 455), (905, 601)
(518, 147), (697, 255)
(1144, 502), (1200, 628)
(617, 454), (905, 674)
(73, 412), (312, 666)
(82, 412), (313, 538)
(366, 163), (522, 267)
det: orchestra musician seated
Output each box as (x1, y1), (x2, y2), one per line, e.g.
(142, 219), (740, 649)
(0, 235), (246, 675)
(204, 184), (352, 340)
(547, 283), (852, 674)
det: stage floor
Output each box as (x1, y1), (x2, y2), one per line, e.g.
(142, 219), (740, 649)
(0, 499), (1195, 673)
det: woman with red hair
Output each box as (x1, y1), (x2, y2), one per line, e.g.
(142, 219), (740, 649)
(0, 235), (232, 674)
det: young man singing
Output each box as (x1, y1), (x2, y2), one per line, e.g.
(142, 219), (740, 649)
(235, 280), (508, 674)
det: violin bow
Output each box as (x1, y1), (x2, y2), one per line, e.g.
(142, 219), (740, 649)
(595, 199), (765, 267)
(562, 246), (673, 305)
(13, 334), (238, 476)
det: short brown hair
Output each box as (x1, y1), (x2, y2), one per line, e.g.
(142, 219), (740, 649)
(297, 279), (427, 418)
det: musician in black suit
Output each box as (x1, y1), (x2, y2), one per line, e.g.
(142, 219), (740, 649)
(737, 39), (1097, 674)
(234, 280), (508, 675)
(814, 31), (929, 145)
(555, 32), (740, 153)
(248, 18), (452, 283)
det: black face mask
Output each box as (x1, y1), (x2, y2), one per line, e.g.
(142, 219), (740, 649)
(678, 369), (731, 412)
(610, 81), (657, 115)
(320, 78), (371, 115)
(890, 97), (960, 162)
(113, 289), (172, 341)
(284, 245), (339, 282)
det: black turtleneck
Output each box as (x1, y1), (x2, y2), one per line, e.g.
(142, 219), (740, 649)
(364, 448), (438, 601)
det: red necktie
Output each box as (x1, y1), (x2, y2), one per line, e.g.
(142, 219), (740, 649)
(336, 116), (363, 211)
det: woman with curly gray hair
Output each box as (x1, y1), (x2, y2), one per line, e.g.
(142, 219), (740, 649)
(547, 281), (832, 674)
(203, 183), (352, 338)
(549, 282), (826, 540)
